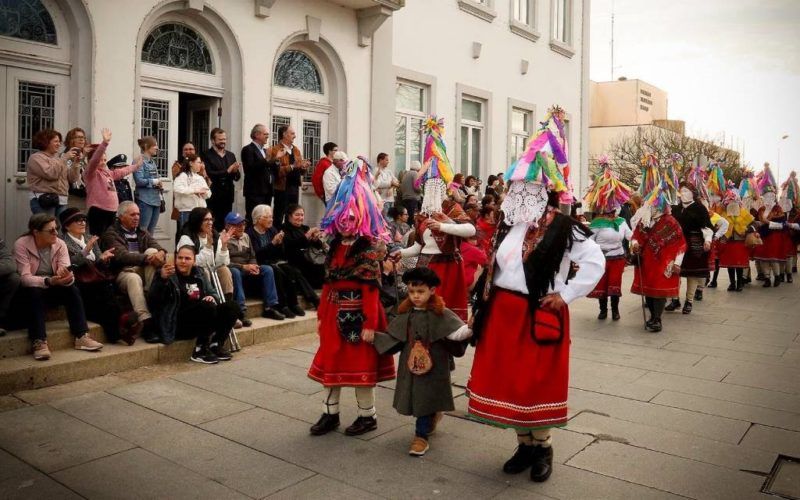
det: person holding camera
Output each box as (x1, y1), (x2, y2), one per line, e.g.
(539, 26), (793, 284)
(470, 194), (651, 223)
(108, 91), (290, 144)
(14, 214), (103, 360)
(26, 129), (83, 218)
(133, 136), (163, 235)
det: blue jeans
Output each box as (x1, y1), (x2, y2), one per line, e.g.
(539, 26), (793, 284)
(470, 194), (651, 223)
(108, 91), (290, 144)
(415, 414), (435, 438)
(137, 200), (160, 235)
(30, 198), (68, 219)
(230, 265), (279, 312)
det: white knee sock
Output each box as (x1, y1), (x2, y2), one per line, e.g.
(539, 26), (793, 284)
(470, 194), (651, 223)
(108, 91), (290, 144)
(323, 387), (341, 415)
(354, 386), (376, 417)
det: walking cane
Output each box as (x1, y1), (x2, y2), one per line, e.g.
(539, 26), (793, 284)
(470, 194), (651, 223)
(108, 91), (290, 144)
(208, 265), (241, 352)
(636, 252), (648, 329)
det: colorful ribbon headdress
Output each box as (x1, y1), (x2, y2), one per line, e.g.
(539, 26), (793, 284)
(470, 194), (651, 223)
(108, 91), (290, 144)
(415, 115), (454, 188)
(756, 163), (778, 195)
(503, 106), (569, 194)
(706, 161), (726, 202)
(781, 171), (799, 209)
(683, 160), (710, 202)
(320, 156), (389, 241)
(583, 155), (632, 213)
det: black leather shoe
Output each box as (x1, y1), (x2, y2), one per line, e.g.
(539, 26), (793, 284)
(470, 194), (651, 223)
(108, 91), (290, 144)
(142, 329), (161, 344)
(530, 445), (553, 482)
(611, 308), (620, 321)
(682, 302), (692, 314)
(290, 304), (306, 317)
(727, 283), (736, 291)
(694, 289), (703, 301)
(664, 299), (681, 311)
(310, 413), (340, 436)
(344, 416), (377, 436)
(762, 278), (772, 288)
(503, 444), (534, 474)
(773, 279), (780, 288)
(646, 319), (662, 332)
(707, 281), (717, 289)
(787, 273), (794, 283)
(262, 308), (285, 321)
(240, 318), (253, 327)
(597, 310), (608, 320)
(280, 306), (296, 319)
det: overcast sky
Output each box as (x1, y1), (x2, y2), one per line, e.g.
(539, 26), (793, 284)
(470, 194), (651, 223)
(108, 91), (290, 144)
(590, 0), (800, 182)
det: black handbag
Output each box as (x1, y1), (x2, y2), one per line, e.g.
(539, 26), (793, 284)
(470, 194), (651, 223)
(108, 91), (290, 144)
(38, 192), (60, 209)
(303, 244), (327, 265)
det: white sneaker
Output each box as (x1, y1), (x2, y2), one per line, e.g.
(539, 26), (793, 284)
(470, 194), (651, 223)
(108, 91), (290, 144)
(75, 334), (103, 351)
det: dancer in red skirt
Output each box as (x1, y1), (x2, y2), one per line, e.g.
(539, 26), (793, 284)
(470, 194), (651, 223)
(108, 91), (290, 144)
(584, 155), (633, 320)
(753, 164), (787, 287)
(468, 107), (604, 483)
(717, 189), (755, 291)
(308, 157), (396, 437)
(780, 172), (800, 283)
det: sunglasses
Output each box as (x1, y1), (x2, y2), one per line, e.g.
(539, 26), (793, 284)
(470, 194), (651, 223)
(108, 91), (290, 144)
(38, 228), (58, 235)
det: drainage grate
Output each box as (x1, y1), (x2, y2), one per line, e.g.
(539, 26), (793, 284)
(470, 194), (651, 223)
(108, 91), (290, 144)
(763, 455), (800, 500)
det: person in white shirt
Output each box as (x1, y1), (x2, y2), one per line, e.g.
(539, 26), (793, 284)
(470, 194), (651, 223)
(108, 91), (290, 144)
(373, 153), (399, 213)
(323, 151), (349, 204)
(173, 154), (211, 229)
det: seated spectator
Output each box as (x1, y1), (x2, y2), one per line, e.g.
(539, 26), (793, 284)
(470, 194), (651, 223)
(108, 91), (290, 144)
(101, 201), (165, 343)
(26, 129), (82, 217)
(449, 173), (467, 205)
(464, 175), (480, 196)
(177, 208), (238, 325)
(83, 128), (144, 237)
(247, 204), (318, 316)
(14, 214), (103, 360)
(223, 212), (285, 322)
(386, 206), (411, 243)
(0, 238), (21, 337)
(60, 208), (140, 345)
(148, 244), (238, 363)
(282, 204), (326, 289)
(173, 154), (211, 229)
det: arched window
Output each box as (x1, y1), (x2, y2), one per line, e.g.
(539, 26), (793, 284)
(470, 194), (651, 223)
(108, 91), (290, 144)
(0, 0), (57, 44)
(141, 23), (213, 74)
(274, 50), (322, 94)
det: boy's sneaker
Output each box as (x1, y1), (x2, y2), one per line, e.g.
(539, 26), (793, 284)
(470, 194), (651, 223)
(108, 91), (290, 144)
(75, 334), (103, 351)
(210, 343), (232, 361)
(409, 436), (429, 456)
(33, 340), (51, 361)
(190, 347), (219, 364)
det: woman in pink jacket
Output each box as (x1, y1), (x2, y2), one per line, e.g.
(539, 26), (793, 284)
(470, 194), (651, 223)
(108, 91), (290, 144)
(14, 214), (103, 360)
(83, 128), (144, 236)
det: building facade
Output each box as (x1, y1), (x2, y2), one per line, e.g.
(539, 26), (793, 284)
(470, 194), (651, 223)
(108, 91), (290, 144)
(0, 0), (589, 245)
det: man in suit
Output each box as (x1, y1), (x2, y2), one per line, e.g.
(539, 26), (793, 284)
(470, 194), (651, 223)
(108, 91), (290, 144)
(202, 128), (240, 231)
(241, 124), (279, 223)
(268, 125), (309, 226)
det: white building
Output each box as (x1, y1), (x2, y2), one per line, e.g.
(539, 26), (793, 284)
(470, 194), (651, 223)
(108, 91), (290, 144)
(0, 0), (590, 246)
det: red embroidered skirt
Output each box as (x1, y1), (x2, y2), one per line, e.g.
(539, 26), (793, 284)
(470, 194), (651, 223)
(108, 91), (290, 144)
(587, 256), (626, 298)
(427, 257), (468, 321)
(718, 240), (750, 268)
(307, 284), (395, 387)
(784, 232), (797, 258)
(754, 232), (787, 262)
(467, 289), (570, 430)
(631, 252), (680, 298)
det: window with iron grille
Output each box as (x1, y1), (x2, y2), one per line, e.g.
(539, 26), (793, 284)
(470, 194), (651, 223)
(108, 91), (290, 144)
(274, 50), (323, 94)
(141, 23), (213, 74)
(0, 0), (57, 45)
(271, 116), (291, 147)
(140, 98), (170, 177)
(17, 81), (55, 173)
(303, 120), (321, 181)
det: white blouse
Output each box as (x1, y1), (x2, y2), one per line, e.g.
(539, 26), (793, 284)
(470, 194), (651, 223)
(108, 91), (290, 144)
(400, 222), (476, 257)
(590, 222), (632, 257)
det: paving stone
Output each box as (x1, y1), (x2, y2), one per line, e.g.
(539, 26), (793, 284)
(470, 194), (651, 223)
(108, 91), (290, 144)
(218, 356), (324, 395)
(740, 424), (800, 457)
(0, 404), (133, 473)
(569, 346), (730, 381)
(109, 377), (253, 424)
(51, 391), (314, 498)
(571, 337), (706, 365)
(568, 388), (751, 444)
(652, 390), (800, 431)
(0, 448), (82, 499)
(636, 371), (800, 413)
(0, 395), (27, 413)
(569, 359), (661, 401)
(201, 407), (506, 498)
(721, 363), (800, 394)
(14, 374), (127, 406)
(491, 486), (557, 500)
(662, 341), (793, 367)
(566, 440), (764, 500)
(267, 474), (383, 499)
(52, 448), (248, 499)
(568, 412), (776, 472)
(259, 347), (315, 369)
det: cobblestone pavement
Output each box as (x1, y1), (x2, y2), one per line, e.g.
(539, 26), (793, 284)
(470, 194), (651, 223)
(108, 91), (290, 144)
(0, 273), (798, 499)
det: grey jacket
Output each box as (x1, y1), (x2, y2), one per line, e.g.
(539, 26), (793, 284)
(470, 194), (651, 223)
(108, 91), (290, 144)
(399, 170), (421, 201)
(0, 238), (16, 277)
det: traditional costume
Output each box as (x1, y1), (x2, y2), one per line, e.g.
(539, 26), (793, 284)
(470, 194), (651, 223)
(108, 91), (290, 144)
(467, 106), (605, 483)
(308, 157), (396, 437)
(780, 172), (800, 283)
(738, 170), (759, 283)
(400, 116), (475, 321)
(584, 155), (633, 320)
(630, 154), (687, 332)
(753, 164), (787, 287)
(704, 163), (729, 289)
(717, 188), (754, 291)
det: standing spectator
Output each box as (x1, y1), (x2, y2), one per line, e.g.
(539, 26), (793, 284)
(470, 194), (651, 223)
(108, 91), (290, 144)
(14, 214), (103, 360)
(202, 128), (241, 231)
(101, 201), (166, 343)
(268, 126), (309, 225)
(171, 142), (210, 224)
(132, 136), (163, 235)
(399, 160), (422, 219)
(109, 155), (135, 204)
(373, 153), (399, 212)
(464, 175), (480, 196)
(60, 208), (139, 345)
(312, 142), (339, 201)
(282, 204), (326, 289)
(148, 244), (238, 361)
(84, 128), (144, 236)
(64, 127), (89, 207)
(224, 212), (285, 321)
(0, 238), (21, 337)
(173, 154), (212, 229)
(26, 128), (82, 217)
(484, 174), (502, 198)
(241, 124), (277, 222)
(323, 151), (349, 203)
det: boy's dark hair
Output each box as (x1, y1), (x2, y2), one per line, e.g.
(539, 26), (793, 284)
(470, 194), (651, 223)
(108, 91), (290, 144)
(402, 267), (440, 288)
(323, 142), (338, 155)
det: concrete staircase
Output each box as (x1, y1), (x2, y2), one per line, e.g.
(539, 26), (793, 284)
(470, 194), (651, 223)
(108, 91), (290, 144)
(0, 299), (317, 395)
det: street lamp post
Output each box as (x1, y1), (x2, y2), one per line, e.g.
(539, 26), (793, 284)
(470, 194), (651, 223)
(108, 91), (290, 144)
(777, 134), (789, 182)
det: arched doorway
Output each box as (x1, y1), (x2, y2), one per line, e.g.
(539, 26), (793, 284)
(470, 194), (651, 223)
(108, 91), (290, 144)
(0, 0), (92, 240)
(135, 2), (243, 246)
(271, 36), (346, 224)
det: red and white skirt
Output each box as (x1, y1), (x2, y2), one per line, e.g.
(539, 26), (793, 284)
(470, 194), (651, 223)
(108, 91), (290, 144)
(423, 254), (468, 321)
(754, 232), (787, 262)
(467, 289), (570, 430)
(718, 240), (750, 268)
(587, 255), (626, 298)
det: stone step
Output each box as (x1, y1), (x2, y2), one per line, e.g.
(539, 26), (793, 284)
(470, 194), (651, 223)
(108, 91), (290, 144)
(1, 322), (108, 359)
(0, 314), (317, 395)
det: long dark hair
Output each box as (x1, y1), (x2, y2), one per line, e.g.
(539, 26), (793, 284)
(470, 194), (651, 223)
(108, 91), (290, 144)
(184, 207), (212, 236)
(180, 154), (200, 176)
